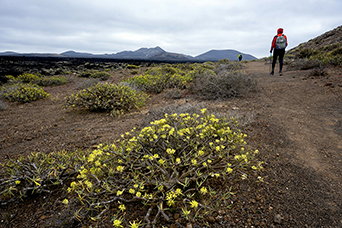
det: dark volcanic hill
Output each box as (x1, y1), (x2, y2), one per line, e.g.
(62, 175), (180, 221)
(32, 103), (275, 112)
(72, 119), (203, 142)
(0, 47), (257, 62)
(195, 49), (256, 61)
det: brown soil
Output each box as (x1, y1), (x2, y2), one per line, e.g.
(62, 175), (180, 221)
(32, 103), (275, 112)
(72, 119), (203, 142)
(0, 61), (342, 227)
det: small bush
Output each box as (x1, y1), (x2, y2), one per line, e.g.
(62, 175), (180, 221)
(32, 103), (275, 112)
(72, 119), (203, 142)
(126, 64), (140, 69)
(92, 71), (111, 80)
(190, 68), (257, 100)
(1, 83), (50, 103)
(287, 59), (323, 70)
(130, 69), (139, 75)
(32, 76), (68, 86)
(0, 150), (90, 202)
(76, 78), (101, 90)
(65, 82), (148, 115)
(68, 109), (262, 226)
(297, 48), (318, 59)
(214, 62), (243, 74)
(125, 64), (210, 93)
(17, 73), (41, 83)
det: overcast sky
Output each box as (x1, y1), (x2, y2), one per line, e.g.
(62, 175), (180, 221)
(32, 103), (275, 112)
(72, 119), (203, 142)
(1, 0), (341, 58)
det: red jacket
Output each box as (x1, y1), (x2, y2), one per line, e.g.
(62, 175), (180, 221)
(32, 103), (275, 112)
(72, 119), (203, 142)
(270, 33), (288, 52)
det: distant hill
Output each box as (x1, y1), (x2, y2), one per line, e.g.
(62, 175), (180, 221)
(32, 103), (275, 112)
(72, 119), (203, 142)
(195, 49), (256, 61)
(60, 51), (96, 58)
(114, 46), (165, 59)
(0, 46), (257, 61)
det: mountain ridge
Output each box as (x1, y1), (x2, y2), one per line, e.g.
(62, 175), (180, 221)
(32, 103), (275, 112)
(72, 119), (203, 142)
(0, 47), (257, 61)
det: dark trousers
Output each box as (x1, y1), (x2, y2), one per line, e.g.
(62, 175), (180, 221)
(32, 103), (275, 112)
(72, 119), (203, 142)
(272, 49), (285, 72)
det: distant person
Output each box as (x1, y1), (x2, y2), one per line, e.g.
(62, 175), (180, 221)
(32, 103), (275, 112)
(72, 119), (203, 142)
(238, 53), (243, 61)
(270, 28), (288, 76)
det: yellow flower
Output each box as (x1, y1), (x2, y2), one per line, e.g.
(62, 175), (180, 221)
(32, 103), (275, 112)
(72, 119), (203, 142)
(129, 188), (135, 194)
(129, 221), (141, 228)
(153, 154), (159, 159)
(62, 198), (69, 205)
(175, 188), (182, 195)
(200, 187), (208, 195)
(190, 200), (199, 209)
(84, 180), (93, 189)
(118, 204), (126, 212)
(176, 158), (181, 164)
(200, 108), (207, 114)
(166, 148), (176, 155)
(134, 184), (139, 188)
(158, 159), (165, 165)
(226, 167), (233, 173)
(191, 159), (197, 165)
(203, 162), (207, 167)
(117, 190), (123, 196)
(198, 150), (204, 156)
(15, 180), (21, 185)
(117, 166), (124, 172)
(113, 219), (123, 227)
(136, 192), (142, 197)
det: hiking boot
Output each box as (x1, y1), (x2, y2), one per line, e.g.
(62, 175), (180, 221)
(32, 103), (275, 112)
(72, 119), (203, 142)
(279, 71), (283, 76)
(270, 71), (274, 75)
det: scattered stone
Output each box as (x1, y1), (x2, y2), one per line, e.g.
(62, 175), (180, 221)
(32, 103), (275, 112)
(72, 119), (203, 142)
(174, 213), (180, 220)
(186, 223), (192, 228)
(274, 214), (283, 224)
(207, 216), (216, 223)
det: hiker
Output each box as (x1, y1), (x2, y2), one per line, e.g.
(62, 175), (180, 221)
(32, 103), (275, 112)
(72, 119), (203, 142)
(238, 53), (243, 61)
(270, 28), (288, 76)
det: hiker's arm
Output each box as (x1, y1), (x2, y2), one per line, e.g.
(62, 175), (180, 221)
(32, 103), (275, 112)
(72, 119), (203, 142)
(270, 36), (276, 52)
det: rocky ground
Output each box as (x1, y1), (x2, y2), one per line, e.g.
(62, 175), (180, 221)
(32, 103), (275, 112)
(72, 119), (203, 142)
(0, 59), (341, 227)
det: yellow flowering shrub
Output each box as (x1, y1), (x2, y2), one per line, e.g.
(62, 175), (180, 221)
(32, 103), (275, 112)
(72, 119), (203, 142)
(0, 150), (90, 200)
(1, 82), (50, 103)
(69, 108), (262, 226)
(124, 63), (214, 93)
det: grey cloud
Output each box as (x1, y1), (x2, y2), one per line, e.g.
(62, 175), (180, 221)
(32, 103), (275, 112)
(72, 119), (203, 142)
(1, 0), (342, 58)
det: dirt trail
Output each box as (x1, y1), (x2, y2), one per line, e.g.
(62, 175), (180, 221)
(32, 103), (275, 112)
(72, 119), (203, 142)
(246, 61), (342, 179)
(245, 61), (342, 226)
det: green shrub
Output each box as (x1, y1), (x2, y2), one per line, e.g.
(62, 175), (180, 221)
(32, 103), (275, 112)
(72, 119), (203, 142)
(92, 71), (111, 80)
(68, 109), (262, 225)
(125, 64), (208, 93)
(0, 150), (90, 201)
(296, 48), (321, 59)
(217, 58), (230, 64)
(126, 64), (140, 69)
(1, 83), (50, 103)
(65, 82), (148, 116)
(17, 73), (41, 83)
(130, 69), (139, 75)
(33, 76), (68, 86)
